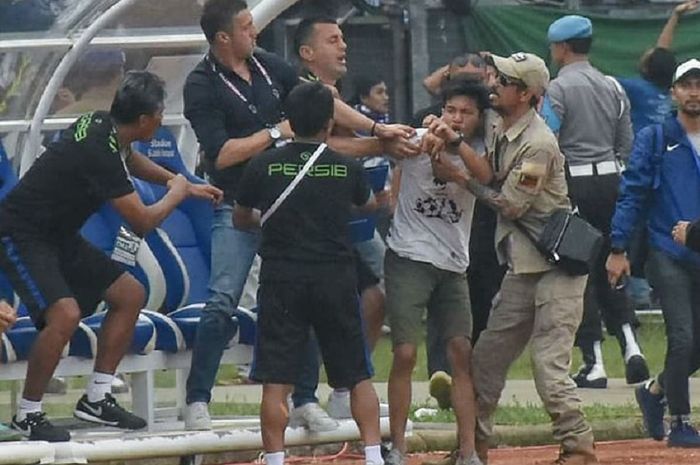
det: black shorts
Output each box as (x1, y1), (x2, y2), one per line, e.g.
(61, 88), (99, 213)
(251, 265), (374, 388)
(355, 251), (379, 293)
(0, 232), (125, 329)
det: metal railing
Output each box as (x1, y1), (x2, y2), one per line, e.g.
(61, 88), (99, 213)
(8, 0), (300, 175)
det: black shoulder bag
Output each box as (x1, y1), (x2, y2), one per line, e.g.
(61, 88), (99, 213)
(515, 209), (603, 276)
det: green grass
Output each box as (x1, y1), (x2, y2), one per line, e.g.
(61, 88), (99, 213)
(201, 401), (645, 426)
(1, 314), (666, 389)
(0, 313), (682, 428)
(351, 313), (669, 383)
(408, 401), (644, 425)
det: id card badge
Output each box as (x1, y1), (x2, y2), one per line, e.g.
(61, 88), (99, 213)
(111, 226), (141, 267)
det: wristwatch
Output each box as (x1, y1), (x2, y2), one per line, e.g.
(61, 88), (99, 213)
(268, 126), (282, 142)
(610, 247), (626, 255)
(447, 133), (464, 150)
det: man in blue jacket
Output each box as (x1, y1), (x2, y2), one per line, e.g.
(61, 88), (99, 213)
(607, 58), (700, 448)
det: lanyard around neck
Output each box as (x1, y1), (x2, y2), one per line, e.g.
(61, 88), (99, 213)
(208, 54), (280, 118)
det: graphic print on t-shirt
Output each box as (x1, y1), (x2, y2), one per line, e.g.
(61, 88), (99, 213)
(267, 150), (349, 178)
(413, 177), (463, 224)
(74, 112), (121, 157)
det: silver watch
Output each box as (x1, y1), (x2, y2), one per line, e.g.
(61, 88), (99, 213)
(268, 126), (282, 141)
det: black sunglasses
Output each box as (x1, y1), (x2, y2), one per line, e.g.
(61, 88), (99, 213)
(498, 74), (526, 88)
(453, 54), (486, 70)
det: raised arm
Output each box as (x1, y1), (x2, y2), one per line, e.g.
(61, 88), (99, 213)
(184, 77), (294, 171)
(657, 0), (699, 49)
(423, 64), (450, 97)
(111, 175), (189, 236)
(128, 151), (223, 203)
(327, 134), (420, 160)
(333, 98), (415, 140)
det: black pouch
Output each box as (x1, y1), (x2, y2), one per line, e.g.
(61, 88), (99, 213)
(532, 209), (603, 276)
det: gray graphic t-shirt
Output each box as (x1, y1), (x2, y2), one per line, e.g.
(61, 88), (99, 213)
(387, 128), (481, 273)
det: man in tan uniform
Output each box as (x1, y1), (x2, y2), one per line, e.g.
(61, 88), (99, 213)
(427, 52), (597, 465)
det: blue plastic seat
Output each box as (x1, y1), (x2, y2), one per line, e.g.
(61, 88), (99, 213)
(81, 203), (168, 312)
(3, 316), (86, 361)
(140, 309), (185, 353)
(81, 313), (156, 356)
(2, 317), (36, 361)
(168, 304), (211, 349)
(0, 139), (18, 199)
(132, 127), (213, 307)
(0, 140), (18, 304)
(233, 307), (256, 346)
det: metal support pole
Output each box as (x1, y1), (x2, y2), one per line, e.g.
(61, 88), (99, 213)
(388, 8), (409, 123)
(19, 0), (141, 176)
(408, 0), (431, 116)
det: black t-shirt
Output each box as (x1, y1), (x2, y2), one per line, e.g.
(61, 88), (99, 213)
(0, 111), (134, 239)
(236, 142), (371, 281)
(184, 51), (300, 204)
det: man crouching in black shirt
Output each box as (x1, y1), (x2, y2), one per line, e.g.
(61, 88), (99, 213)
(234, 82), (383, 465)
(0, 71), (222, 443)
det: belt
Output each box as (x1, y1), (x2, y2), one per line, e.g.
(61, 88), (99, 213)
(568, 160), (623, 177)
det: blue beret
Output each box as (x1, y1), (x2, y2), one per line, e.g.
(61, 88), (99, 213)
(547, 15), (593, 43)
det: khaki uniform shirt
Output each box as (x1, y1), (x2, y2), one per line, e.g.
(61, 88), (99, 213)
(487, 109), (571, 274)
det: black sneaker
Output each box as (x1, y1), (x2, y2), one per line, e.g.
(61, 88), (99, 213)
(635, 381), (666, 441)
(625, 354), (650, 385)
(668, 419), (700, 448)
(11, 412), (70, 442)
(571, 364), (608, 389)
(74, 393), (146, 430)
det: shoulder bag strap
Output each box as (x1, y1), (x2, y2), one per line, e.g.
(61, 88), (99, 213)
(260, 143), (327, 226)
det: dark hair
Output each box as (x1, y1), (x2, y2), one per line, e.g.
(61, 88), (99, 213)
(284, 82), (334, 137)
(441, 79), (491, 113)
(64, 50), (125, 96)
(293, 16), (338, 57)
(642, 47), (677, 89)
(565, 37), (592, 54)
(110, 71), (165, 124)
(200, 0), (248, 44)
(352, 75), (384, 103)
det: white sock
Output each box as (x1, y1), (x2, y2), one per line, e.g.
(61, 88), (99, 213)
(593, 340), (605, 368)
(365, 444), (384, 465)
(332, 388), (350, 399)
(16, 398), (42, 422)
(265, 451), (285, 465)
(621, 324), (642, 361)
(87, 371), (114, 403)
(649, 377), (664, 395)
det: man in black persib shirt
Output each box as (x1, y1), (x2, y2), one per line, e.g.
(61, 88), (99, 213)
(234, 82), (384, 465)
(0, 71), (221, 443)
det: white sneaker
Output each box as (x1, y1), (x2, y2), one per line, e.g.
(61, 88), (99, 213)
(327, 391), (352, 419)
(111, 374), (129, 394)
(327, 392), (389, 419)
(289, 402), (338, 432)
(184, 402), (212, 430)
(45, 377), (67, 395)
(384, 449), (406, 465)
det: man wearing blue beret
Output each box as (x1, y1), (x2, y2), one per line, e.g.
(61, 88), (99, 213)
(545, 15), (648, 392)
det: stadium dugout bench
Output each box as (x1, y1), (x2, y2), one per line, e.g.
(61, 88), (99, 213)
(0, 129), (256, 429)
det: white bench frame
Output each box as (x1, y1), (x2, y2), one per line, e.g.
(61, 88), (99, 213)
(0, 345), (253, 429)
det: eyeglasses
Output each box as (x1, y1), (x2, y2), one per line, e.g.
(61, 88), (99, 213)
(498, 74), (526, 88)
